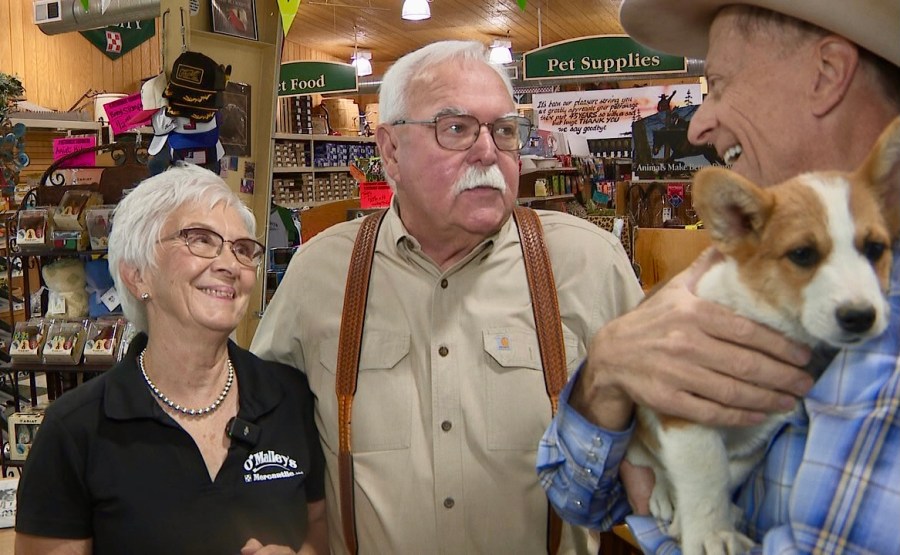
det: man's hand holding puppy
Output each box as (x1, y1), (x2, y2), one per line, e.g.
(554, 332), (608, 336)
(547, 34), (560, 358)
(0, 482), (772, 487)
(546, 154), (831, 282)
(569, 250), (813, 433)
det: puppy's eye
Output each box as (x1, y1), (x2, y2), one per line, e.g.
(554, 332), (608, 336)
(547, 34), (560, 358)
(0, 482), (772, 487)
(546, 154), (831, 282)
(862, 241), (886, 262)
(786, 246), (819, 268)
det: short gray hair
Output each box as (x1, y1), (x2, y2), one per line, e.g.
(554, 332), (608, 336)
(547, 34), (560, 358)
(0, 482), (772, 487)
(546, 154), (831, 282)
(378, 40), (514, 125)
(108, 163), (256, 332)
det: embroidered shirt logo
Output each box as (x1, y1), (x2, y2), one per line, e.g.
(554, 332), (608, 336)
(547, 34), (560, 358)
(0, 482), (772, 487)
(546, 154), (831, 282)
(496, 335), (511, 351)
(243, 450), (303, 483)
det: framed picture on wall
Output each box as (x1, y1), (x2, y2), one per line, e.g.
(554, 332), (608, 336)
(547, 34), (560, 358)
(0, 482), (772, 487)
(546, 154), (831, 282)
(220, 81), (251, 157)
(211, 0), (258, 41)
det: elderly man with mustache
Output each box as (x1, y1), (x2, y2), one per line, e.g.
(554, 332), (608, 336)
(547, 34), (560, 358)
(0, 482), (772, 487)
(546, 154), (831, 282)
(252, 40), (643, 554)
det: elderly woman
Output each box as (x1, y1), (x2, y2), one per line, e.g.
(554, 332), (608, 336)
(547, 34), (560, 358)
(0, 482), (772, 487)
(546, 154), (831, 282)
(15, 164), (326, 555)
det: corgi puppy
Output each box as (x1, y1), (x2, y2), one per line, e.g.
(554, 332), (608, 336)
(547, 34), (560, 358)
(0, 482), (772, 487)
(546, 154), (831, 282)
(626, 117), (900, 555)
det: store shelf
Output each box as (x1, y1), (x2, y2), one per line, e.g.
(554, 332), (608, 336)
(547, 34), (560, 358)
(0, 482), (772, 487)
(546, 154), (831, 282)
(273, 133), (376, 143)
(5, 362), (112, 374)
(518, 194), (575, 204)
(273, 166), (354, 174)
(10, 116), (102, 131)
(520, 167), (579, 176)
(273, 198), (360, 210)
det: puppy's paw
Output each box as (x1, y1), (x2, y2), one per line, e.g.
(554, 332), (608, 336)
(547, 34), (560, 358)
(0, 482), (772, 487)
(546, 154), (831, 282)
(700, 529), (755, 555)
(648, 484), (675, 524)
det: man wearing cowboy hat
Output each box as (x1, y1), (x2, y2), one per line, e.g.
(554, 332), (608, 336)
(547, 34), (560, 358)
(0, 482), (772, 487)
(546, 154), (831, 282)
(538, 0), (900, 553)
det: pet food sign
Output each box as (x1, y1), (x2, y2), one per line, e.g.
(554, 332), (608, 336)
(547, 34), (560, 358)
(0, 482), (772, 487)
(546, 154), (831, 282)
(523, 36), (686, 80)
(532, 85), (701, 139)
(278, 61), (358, 97)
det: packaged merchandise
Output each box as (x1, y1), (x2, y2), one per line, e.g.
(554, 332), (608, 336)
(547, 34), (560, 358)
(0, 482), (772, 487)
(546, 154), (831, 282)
(83, 318), (125, 364)
(42, 320), (88, 364)
(8, 406), (46, 461)
(9, 319), (47, 363)
(16, 209), (49, 249)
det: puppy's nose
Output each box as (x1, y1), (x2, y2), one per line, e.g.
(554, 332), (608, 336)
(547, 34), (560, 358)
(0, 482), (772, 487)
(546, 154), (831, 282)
(836, 305), (876, 333)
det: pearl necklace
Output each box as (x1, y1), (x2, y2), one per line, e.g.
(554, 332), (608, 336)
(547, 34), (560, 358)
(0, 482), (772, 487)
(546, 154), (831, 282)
(139, 349), (234, 416)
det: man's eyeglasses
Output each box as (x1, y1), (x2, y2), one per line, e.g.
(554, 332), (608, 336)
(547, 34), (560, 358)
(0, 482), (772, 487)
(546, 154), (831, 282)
(165, 228), (265, 268)
(391, 114), (533, 152)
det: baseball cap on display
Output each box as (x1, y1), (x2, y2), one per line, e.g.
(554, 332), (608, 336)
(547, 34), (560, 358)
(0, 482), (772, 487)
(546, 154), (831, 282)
(163, 51), (228, 109)
(126, 73), (169, 128)
(148, 109), (177, 156)
(164, 103), (218, 122)
(168, 116), (220, 150)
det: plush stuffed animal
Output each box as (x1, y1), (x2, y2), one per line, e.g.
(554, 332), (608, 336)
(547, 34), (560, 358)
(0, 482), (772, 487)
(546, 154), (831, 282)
(41, 259), (89, 319)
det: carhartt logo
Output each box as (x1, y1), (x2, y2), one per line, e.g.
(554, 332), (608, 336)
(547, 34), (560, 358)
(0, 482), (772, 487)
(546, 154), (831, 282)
(496, 335), (511, 351)
(243, 450), (303, 483)
(175, 64), (204, 85)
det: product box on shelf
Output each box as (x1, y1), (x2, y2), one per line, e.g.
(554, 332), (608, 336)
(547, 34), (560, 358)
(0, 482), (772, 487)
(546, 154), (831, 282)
(42, 320), (88, 364)
(50, 229), (87, 251)
(9, 319), (47, 363)
(53, 190), (103, 231)
(8, 406), (46, 461)
(16, 209), (49, 249)
(117, 320), (139, 361)
(83, 318), (125, 364)
(85, 205), (115, 249)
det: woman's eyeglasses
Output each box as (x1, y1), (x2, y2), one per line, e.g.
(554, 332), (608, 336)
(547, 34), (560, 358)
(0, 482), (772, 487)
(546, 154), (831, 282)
(391, 114), (533, 152)
(166, 228), (265, 268)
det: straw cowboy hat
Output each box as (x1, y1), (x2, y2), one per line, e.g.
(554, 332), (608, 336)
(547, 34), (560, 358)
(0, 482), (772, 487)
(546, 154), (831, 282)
(619, 0), (900, 67)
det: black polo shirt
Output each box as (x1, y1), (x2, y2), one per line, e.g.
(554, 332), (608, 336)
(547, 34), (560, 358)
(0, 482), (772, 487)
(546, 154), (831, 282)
(16, 334), (325, 555)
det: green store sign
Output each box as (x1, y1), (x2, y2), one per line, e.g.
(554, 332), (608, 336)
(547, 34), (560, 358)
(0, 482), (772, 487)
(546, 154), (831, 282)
(523, 35), (686, 80)
(80, 20), (156, 61)
(278, 61), (358, 97)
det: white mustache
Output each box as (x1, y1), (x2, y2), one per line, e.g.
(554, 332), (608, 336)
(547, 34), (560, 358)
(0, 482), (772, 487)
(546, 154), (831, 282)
(451, 165), (508, 196)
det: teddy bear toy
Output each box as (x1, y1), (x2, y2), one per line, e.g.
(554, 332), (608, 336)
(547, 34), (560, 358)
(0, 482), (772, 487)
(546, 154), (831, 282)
(41, 259), (89, 319)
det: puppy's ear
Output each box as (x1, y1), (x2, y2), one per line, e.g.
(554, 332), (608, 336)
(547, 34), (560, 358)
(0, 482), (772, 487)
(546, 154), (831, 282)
(692, 167), (773, 251)
(861, 116), (900, 239)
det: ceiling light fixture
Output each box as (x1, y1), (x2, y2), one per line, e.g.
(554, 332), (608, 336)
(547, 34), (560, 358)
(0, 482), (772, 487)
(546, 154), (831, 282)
(351, 51), (373, 77)
(401, 0), (430, 21)
(489, 39), (513, 65)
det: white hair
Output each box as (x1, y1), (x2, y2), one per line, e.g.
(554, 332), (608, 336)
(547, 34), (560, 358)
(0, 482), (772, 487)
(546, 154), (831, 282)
(378, 40), (514, 126)
(107, 163), (256, 332)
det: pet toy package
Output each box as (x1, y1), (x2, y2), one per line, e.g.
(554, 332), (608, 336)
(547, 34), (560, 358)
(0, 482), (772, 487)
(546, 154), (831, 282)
(8, 406), (46, 461)
(84, 205), (115, 249)
(53, 190), (103, 232)
(9, 319), (47, 363)
(42, 320), (87, 364)
(83, 318), (125, 364)
(15, 209), (49, 249)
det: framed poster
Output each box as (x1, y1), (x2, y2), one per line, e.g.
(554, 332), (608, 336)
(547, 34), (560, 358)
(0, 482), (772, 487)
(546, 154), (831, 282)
(220, 82), (251, 157)
(211, 0), (258, 41)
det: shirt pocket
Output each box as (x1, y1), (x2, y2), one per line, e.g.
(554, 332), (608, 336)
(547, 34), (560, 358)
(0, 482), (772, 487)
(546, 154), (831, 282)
(319, 330), (412, 453)
(482, 328), (579, 451)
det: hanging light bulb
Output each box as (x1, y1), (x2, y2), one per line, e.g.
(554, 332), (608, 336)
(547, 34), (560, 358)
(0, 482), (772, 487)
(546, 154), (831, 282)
(401, 0), (430, 21)
(351, 51), (373, 77)
(489, 39), (513, 64)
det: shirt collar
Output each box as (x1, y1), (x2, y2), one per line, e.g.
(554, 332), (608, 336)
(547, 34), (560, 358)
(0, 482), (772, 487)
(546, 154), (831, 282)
(382, 197), (519, 265)
(104, 333), (284, 422)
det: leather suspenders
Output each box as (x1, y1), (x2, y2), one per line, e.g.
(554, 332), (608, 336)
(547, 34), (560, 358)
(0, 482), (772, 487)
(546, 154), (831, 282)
(336, 206), (566, 554)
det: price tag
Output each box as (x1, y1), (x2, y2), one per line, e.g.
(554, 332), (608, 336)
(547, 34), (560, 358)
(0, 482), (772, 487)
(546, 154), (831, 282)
(360, 181), (393, 209)
(101, 287), (121, 311)
(47, 291), (66, 315)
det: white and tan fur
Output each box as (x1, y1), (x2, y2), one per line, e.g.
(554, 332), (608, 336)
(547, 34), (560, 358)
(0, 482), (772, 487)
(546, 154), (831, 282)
(626, 117), (900, 555)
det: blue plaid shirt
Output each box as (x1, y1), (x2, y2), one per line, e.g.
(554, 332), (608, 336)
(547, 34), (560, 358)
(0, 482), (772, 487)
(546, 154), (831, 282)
(537, 246), (900, 554)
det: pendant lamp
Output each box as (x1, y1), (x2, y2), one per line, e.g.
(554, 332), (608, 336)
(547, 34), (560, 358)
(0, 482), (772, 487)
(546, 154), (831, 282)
(489, 39), (513, 64)
(352, 51), (373, 77)
(402, 0), (430, 21)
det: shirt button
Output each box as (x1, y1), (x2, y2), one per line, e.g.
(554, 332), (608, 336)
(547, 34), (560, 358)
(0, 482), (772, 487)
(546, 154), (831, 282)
(443, 497), (455, 509)
(441, 420), (452, 432)
(438, 346), (449, 357)
(440, 278), (448, 289)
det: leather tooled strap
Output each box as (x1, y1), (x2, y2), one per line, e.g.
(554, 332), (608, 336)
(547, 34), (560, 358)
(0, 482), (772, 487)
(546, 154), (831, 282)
(336, 209), (387, 555)
(337, 207), (565, 555)
(513, 205), (566, 555)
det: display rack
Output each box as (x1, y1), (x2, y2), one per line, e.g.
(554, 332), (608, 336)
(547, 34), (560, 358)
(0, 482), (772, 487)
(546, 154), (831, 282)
(270, 133), (377, 208)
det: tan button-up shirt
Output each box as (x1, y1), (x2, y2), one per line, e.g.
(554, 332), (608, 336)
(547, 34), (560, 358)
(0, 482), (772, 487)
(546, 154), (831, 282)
(251, 204), (643, 554)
